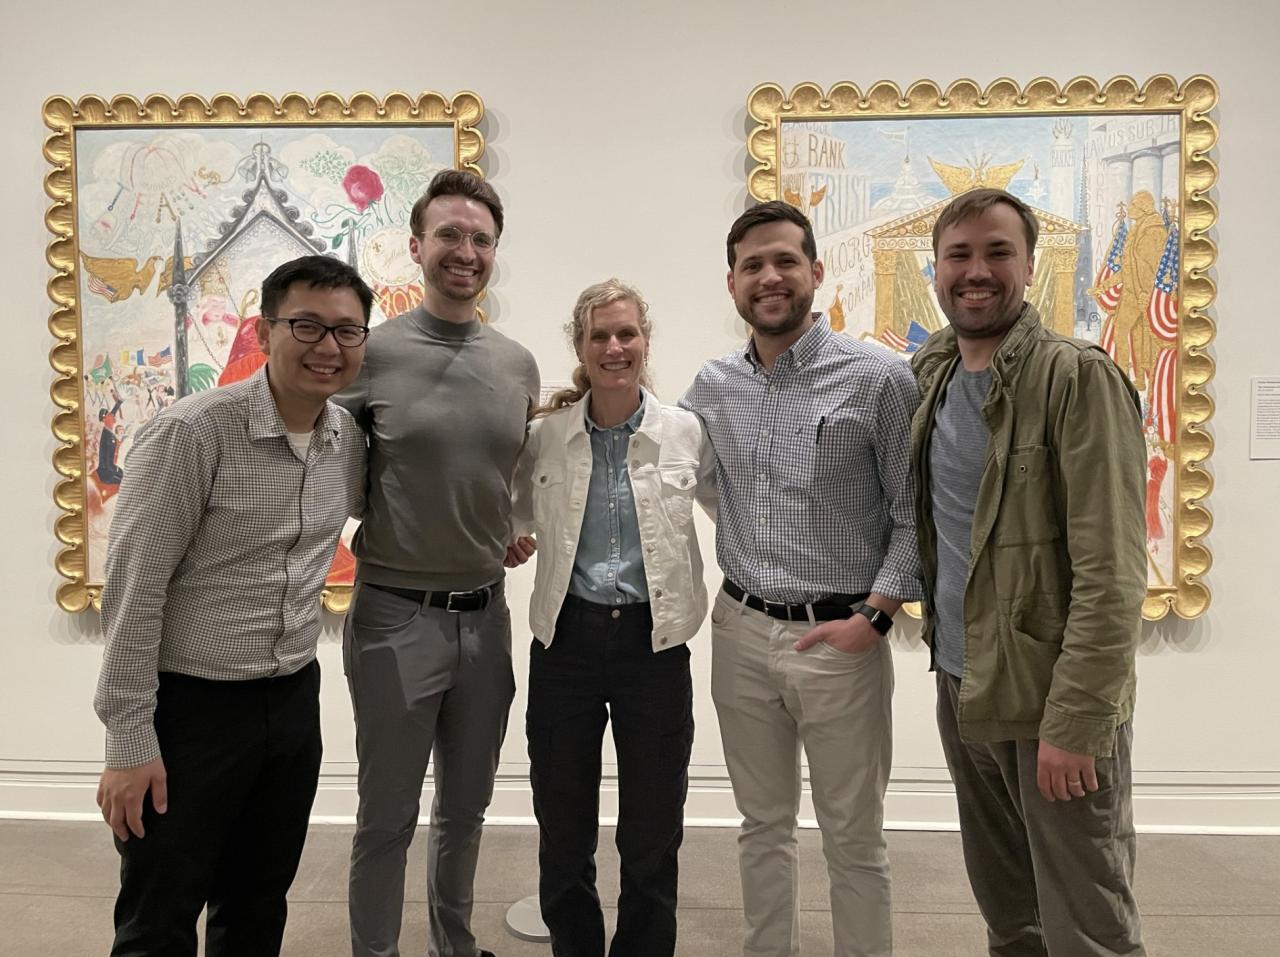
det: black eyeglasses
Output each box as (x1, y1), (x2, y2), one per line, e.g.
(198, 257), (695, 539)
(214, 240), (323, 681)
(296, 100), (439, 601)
(429, 225), (498, 252)
(266, 317), (369, 348)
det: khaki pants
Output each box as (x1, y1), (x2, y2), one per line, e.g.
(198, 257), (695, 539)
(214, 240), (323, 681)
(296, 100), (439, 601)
(936, 671), (1146, 957)
(711, 590), (894, 957)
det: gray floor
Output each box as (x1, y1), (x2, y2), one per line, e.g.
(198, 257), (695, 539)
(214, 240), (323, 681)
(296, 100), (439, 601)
(2, 821), (1277, 955)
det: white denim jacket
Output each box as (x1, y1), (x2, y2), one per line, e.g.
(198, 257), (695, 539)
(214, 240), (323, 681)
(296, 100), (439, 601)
(513, 389), (716, 652)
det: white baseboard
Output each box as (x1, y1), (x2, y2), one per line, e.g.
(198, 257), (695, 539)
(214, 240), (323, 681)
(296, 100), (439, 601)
(3, 761), (1278, 834)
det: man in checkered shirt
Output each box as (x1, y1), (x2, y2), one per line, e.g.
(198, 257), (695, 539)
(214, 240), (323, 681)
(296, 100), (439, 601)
(681, 201), (920, 957)
(93, 255), (371, 956)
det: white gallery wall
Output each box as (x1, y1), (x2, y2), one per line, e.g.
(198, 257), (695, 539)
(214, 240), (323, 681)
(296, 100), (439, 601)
(1, 0), (1277, 832)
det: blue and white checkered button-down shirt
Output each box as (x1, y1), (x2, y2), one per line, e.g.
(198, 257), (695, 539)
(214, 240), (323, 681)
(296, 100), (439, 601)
(680, 315), (922, 603)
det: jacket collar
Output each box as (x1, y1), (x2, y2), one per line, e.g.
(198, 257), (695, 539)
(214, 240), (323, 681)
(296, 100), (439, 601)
(989, 303), (1043, 386)
(916, 303), (1043, 388)
(563, 388), (661, 447)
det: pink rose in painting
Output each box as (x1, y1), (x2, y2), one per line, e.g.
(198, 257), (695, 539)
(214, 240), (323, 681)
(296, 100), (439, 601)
(343, 165), (385, 212)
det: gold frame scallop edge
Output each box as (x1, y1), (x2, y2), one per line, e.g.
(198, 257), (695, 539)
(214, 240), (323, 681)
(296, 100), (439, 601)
(746, 75), (1217, 620)
(44, 90), (486, 615)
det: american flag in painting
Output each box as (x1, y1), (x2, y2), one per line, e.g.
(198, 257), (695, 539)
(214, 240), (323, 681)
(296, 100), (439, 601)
(1148, 346), (1177, 445)
(879, 328), (910, 351)
(878, 321), (930, 354)
(1145, 209), (1180, 444)
(1147, 221), (1179, 344)
(86, 273), (117, 301)
(1093, 216), (1129, 312)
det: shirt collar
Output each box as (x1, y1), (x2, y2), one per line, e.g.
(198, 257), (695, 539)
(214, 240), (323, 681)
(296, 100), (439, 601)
(743, 312), (829, 371)
(248, 365), (341, 447)
(583, 393), (645, 435)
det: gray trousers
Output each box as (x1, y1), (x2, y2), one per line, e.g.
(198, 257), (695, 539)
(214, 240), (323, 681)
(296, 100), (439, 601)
(344, 580), (516, 957)
(936, 671), (1146, 957)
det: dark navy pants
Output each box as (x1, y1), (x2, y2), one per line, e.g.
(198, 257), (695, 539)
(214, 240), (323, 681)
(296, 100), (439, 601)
(527, 596), (694, 957)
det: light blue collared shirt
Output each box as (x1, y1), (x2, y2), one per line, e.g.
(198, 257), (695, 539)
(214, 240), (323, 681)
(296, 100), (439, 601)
(568, 402), (650, 605)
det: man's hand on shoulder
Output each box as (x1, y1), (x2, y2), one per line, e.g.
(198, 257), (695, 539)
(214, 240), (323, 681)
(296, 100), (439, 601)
(793, 615), (881, 655)
(1036, 740), (1097, 802)
(97, 757), (167, 841)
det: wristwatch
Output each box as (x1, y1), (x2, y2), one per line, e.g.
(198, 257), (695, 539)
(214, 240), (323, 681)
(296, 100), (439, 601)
(854, 603), (894, 636)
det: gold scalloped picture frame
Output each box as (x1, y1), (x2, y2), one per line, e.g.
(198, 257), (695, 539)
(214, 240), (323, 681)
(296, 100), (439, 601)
(45, 90), (485, 614)
(746, 76), (1216, 620)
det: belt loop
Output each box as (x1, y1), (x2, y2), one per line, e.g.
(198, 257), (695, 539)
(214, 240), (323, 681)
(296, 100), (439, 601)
(804, 603), (816, 627)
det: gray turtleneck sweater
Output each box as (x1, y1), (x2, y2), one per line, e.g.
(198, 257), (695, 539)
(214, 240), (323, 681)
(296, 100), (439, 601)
(336, 306), (540, 591)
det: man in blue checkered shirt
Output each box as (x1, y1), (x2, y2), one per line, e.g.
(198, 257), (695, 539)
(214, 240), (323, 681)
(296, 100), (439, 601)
(681, 201), (920, 957)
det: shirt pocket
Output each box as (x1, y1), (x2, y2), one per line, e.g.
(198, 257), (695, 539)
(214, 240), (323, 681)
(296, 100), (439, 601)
(531, 462), (569, 530)
(805, 406), (868, 503)
(992, 445), (1060, 546)
(658, 464), (697, 528)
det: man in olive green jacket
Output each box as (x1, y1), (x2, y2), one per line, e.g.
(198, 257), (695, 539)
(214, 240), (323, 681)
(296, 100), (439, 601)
(911, 188), (1148, 956)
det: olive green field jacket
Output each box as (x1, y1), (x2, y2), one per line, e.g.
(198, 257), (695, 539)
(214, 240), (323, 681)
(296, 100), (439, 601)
(910, 305), (1147, 757)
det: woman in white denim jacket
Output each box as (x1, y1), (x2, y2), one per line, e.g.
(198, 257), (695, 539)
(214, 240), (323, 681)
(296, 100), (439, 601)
(509, 278), (714, 957)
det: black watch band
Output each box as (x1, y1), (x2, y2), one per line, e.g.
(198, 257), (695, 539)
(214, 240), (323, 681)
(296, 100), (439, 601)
(854, 603), (894, 636)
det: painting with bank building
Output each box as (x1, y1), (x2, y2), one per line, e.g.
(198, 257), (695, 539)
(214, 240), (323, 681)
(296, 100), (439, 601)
(746, 77), (1219, 618)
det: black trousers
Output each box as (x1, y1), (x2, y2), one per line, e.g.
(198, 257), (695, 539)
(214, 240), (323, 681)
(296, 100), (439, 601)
(527, 596), (694, 957)
(109, 661), (323, 957)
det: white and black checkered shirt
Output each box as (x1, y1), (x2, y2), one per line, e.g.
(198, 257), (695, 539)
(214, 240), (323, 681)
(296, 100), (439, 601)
(94, 368), (366, 768)
(681, 315), (921, 603)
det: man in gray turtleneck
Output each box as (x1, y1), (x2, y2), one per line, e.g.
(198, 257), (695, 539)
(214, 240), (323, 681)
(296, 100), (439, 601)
(336, 169), (539, 957)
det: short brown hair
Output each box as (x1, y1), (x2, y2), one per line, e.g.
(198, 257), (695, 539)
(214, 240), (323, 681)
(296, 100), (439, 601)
(726, 201), (817, 269)
(409, 168), (504, 238)
(932, 188), (1038, 256)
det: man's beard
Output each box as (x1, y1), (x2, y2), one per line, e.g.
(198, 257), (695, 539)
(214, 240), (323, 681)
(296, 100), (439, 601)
(741, 292), (814, 337)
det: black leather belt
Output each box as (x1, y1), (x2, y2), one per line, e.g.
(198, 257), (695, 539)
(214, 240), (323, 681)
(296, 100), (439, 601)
(365, 581), (494, 613)
(722, 579), (866, 622)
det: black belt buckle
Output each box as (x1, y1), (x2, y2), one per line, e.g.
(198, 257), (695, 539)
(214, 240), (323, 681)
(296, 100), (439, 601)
(442, 588), (490, 613)
(764, 599), (796, 621)
(723, 578), (864, 623)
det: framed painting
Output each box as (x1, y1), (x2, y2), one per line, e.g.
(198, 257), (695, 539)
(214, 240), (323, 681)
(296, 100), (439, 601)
(45, 90), (485, 614)
(745, 75), (1217, 619)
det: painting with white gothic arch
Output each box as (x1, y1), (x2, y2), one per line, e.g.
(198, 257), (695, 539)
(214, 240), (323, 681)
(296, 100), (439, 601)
(44, 92), (484, 611)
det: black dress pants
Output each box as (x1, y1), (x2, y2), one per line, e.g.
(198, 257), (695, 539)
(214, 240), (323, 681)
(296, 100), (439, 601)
(527, 596), (694, 957)
(109, 661), (323, 957)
